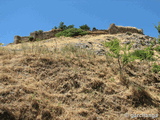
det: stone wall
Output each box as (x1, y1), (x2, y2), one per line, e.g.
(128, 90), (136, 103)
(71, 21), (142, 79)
(14, 36), (30, 44)
(14, 29), (62, 44)
(88, 24), (143, 35)
(30, 29), (62, 41)
(13, 24), (144, 44)
(108, 23), (143, 34)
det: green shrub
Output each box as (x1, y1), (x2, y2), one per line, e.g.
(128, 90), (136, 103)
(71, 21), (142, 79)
(53, 26), (57, 29)
(154, 46), (160, 52)
(92, 27), (97, 31)
(66, 25), (74, 29)
(37, 30), (43, 33)
(55, 28), (88, 37)
(79, 24), (90, 31)
(154, 22), (160, 34)
(29, 36), (34, 41)
(152, 63), (160, 73)
(130, 47), (154, 60)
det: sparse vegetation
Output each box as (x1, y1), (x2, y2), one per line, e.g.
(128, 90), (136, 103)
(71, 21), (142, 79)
(152, 63), (160, 74)
(37, 30), (43, 33)
(103, 39), (136, 86)
(154, 45), (160, 52)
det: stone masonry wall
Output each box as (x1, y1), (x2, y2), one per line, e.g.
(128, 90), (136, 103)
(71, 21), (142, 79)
(14, 36), (30, 44)
(14, 29), (62, 44)
(13, 24), (144, 44)
(108, 23), (143, 34)
(30, 29), (62, 41)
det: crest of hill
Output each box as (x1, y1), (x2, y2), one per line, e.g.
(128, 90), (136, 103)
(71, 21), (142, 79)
(13, 23), (143, 44)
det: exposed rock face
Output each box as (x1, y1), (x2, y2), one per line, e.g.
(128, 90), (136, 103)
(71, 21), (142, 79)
(108, 23), (143, 34)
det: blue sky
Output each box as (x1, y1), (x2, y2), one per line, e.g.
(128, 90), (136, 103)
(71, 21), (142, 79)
(0, 0), (160, 45)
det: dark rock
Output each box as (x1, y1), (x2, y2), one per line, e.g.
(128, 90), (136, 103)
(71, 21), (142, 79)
(122, 41), (131, 44)
(95, 49), (106, 56)
(145, 35), (150, 39)
(106, 38), (111, 41)
(75, 43), (90, 49)
(132, 43), (141, 49)
(88, 42), (93, 45)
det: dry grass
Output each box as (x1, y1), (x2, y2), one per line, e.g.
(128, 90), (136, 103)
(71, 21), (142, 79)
(0, 35), (160, 120)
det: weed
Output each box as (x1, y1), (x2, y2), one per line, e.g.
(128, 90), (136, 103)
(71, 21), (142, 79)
(130, 47), (154, 61)
(154, 45), (160, 52)
(152, 63), (160, 74)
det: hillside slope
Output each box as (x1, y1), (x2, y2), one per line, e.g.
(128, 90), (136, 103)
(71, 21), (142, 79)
(0, 33), (160, 120)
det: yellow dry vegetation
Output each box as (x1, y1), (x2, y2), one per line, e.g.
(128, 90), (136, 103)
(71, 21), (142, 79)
(0, 34), (159, 120)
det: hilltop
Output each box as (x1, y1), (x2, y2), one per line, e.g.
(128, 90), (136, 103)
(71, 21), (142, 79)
(0, 24), (160, 120)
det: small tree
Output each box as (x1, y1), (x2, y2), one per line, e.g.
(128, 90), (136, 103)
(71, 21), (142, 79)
(58, 22), (67, 30)
(154, 22), (160, 44)
(53, 26), (57, 29)
(154, 22), (160, 34)
(66, 25), (74, 29)
(92, 27), (97, 31)
(79, 24), (90, 31)
(104, 39), (136, 86)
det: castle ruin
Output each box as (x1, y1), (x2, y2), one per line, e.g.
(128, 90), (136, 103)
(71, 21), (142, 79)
(13, 24), (143, 44)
